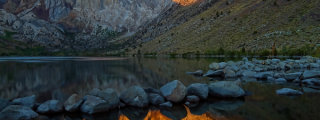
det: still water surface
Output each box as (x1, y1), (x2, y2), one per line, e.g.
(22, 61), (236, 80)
(0, 57), (319, 120)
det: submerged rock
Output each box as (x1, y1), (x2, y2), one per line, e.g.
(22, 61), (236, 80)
(148, 93), (165, 105)
(12, 95), (36, 108)
(0, 105), (38, 120)
(64, 94), (84, 112)
(120, 86), (149, 107)
(209, 80), (245, 98)
(37, 100), (64, 114)
(203, 70), (224, 77)
(187, 83), (209, 99)
(276, 88), (303, 96)
(160, 80), (187, 103)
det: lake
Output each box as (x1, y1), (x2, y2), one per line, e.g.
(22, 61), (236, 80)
(0, 57), (319, 120)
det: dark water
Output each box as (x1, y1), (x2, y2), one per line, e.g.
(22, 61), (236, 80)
(0, 57), (320, 120)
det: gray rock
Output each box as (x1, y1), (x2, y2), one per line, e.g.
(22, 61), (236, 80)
(254, 72), (273, 80)
(302, 78), (320, 86)
(119, 102), (126, 108)
(144, 88), (161, 94)
(80, 95), (111, 114)
(274, 72), (284, 78)
(160, 80), (187, 103)
(310, 63), (320, 68)
(203, 70), (224, 77)
(219, 62), (228, 69)
(186, 70), (203, 76)
(209, 63), (220, 70)
(64, 94), (84, 112)
(187, 83), (209, 99)
(37, 100), (63, 114)
(285, 72), (302, 81)
(0, 105), (38, 120)
(12, 95), (36, 108)
(275, 78), (287, 84)
(12, 20), (22, 30)
(303, 70), (320, 79)
(241, 70), (256, 78)
(224, 68), (236, 78)
(88, 88), (101, 96)
(271, 59), (281, 63)
(186, 96), (200, 103)
(120, 86), (149, 107)
(159, 101), (173, 108)
(276, 88), (303, 96)
(242, 57), (249, 63)
(0, 99), (9, 112)
(267, 77), (275, 81)
(254, 67), (264, 72)
(148, 93), (165, 105)
(208, 80), (245, 98)
(95, 88), (119, 110)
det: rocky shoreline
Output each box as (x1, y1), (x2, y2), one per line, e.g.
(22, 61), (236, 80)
(0, 56), (319, 120)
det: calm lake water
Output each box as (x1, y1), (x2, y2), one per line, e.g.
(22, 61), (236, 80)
(0, 57), (319, 120)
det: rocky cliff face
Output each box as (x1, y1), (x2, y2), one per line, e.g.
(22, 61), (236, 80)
(0, 0), (173, 50)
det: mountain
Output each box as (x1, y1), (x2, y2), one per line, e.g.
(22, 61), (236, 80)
(124, 0), (320, 55)
(1, 0), (319, 56)
(0, 0), (173, 54)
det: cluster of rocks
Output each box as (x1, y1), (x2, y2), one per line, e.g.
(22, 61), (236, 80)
(0, 80), (246, 120)
(188, 56), (320, 88)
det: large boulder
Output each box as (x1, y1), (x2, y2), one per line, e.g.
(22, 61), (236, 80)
(37, 100), (64, 114)
(203, 70), (224, 77)
(209, 80), (245, 98)
(187, 83), (209, 99)
(160, 80), (187, 103)
(0, 105), (38, 120)
(276, 88), (303, 96)
(303, 70), (320, 79)
(148, 93), (165, 105)
(64, 94), (84, 112)
(120, 86), (149, 107)
(80, 95), (112, 114)
(12, 95), (36, 108)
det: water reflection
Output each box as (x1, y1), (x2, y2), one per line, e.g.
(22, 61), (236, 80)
(0, 57), (216, 101)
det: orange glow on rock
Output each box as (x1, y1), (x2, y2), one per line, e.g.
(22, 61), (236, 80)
(182, 106), (215, 120)
(119, 114), (130, 120)
(119, 106), (231, 120)
(144, 110), (172, 120)
(172, 0), (198, 6)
